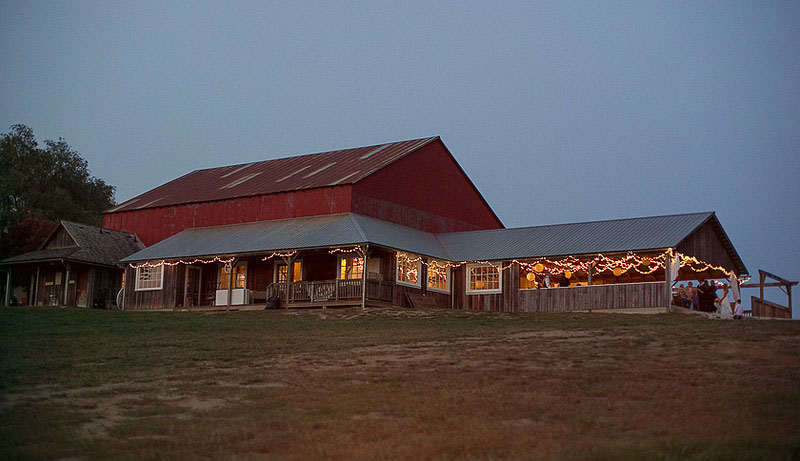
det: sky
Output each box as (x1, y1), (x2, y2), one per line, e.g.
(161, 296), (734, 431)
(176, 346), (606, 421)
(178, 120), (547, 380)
(2, 1), (798, 315)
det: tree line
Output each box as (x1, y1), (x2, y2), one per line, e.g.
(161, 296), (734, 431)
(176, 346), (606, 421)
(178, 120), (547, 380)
(0, 124), (116, 258)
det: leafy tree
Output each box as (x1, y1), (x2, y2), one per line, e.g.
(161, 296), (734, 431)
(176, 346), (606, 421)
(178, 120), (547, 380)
(0, 124), (115, 257)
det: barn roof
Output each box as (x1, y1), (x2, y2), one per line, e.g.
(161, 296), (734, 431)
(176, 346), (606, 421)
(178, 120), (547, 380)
(1, 221), (144, 268)
(106, 136), (438, 213)
(121, 211), (746, 276)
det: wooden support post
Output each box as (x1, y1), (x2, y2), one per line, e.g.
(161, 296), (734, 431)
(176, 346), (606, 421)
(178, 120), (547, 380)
(63, 263), (71, 306)
(760, 271), (765, 301)
(183, 264), (190, 308)
(587, 263), (593, 311)
(34, 266), (40, 306)
(4, 269), (10, 307)
(664, 254), (671, 313)
(29, 271), (35, 306)
(87, 267), (96, 309)
(361, 245), (369, 309)
(282, 254), (297, 308)
(226, 259), (236, 310)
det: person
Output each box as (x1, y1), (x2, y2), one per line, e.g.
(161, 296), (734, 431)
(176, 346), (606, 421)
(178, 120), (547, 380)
(688, 281), (699, 310)
(677, 284), (692, 309)
(559, 273), (570, 287)
(697, 280), (710, 312)
(715, 285), (732, 318)
(733, 298), (744, 319)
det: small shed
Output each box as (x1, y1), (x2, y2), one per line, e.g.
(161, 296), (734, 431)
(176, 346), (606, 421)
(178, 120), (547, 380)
(1, 221), (144, 308)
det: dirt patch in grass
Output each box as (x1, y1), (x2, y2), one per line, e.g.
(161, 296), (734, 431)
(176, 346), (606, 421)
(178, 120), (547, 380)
(1, 307), (799, 459)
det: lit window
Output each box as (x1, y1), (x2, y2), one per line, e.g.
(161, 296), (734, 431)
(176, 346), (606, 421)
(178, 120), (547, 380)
(276, 261), (302, 283)
(218, 262), (247, 290)
(135, 265), (163, 291)
(467, 263), (502, 294)
(339, 256), (363, 280)
(427, 260), (450, 293)
(396, 253), (421, 287)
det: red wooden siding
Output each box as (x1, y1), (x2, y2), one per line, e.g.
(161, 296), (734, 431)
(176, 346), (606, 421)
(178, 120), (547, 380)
(104, 186), (353, 246)
(352, 140), (503, 233)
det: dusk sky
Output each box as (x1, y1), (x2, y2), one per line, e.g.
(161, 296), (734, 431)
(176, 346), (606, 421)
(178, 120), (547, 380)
(2, 2), (798, 314)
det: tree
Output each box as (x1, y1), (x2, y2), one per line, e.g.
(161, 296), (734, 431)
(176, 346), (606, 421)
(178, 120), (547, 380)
(0, 124), (116, 257)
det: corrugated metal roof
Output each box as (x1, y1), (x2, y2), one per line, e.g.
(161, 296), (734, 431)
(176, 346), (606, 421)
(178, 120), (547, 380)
(107, 137), (438, 213)
(121, 212), (719, 265)
(436, 212), (714, 261)
(121, 213), (452, 262)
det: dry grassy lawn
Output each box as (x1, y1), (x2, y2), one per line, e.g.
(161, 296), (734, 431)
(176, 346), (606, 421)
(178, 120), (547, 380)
(1, 307), (799, 459)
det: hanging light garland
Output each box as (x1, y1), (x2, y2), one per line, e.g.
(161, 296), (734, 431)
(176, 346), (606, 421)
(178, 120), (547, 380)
(129, 245), (746, 284)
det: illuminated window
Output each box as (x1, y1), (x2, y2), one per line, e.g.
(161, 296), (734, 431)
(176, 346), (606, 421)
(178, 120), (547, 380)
(276, 261), (303, 283)
(135, 265), (163, 291)
(467, 263), (502, 294)
(396, 253), (421, 287)
(339, 256), (363, 280)
(427, 260), (450, 293)
(218, 262), (247, 290)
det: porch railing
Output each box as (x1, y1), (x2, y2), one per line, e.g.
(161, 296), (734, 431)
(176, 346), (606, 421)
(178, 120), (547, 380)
(266, 279), (393, 304)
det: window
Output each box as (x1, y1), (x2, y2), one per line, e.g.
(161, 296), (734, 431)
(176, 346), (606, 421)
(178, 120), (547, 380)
(339, 256), (363, 280)
(218, 262), (247, 290)
(276, 261), (302, 283)
(396, 253), (421, 287)
(467, 263), (502, 294)
(427, 260), (450, 293)
(136, 265), (164, 291)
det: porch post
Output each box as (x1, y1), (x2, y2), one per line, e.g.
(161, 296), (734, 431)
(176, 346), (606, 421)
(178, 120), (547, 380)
(4, 269), (10, 307)
(664, 251), (671, 313)
(183, 264), (190, 308)
(226, 259), (237, 310)
(282, 253), (297, 308)
(63, 263), (71, 306)
(361, 244), (369, 309)
(586, 262), (593, 311)
(34, 266), (40, 306)
(29, 271), (35, 306)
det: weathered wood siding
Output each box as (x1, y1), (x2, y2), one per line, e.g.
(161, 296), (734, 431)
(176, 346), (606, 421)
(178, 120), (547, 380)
(676, 220), (739, 273)
(44, 227), (76, 249)
(750, 296), (792, 319)
(124, 265), (180, 310)
(516, 282), (667, 312)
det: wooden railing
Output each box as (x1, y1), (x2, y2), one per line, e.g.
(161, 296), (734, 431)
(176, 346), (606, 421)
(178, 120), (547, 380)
(266, 279), (393, 304)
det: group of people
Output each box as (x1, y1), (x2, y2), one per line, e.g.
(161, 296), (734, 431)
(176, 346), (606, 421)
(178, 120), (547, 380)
(674, 280), (743, 318)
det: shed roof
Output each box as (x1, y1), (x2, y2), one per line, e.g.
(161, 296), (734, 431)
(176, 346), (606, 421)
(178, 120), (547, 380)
(1, 221), (144, 268)
(106, 136), (438, 213)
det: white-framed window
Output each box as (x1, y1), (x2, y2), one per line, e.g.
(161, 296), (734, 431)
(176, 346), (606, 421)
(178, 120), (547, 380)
(275, 260), (303, 283)
(427, 259), (450, 293)
(218, 262), (247, 290)
(135, 265), (164, 291)
(338, 256), (363, 280)
(396, 253), (421, 287)
(466, 262), (502, 294)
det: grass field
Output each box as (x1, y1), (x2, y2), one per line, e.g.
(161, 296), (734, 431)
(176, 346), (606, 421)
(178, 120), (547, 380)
(1, 307), (799, 459)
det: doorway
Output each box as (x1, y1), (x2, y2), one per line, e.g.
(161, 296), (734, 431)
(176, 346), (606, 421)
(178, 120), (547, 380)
(184, 266), (202, 307)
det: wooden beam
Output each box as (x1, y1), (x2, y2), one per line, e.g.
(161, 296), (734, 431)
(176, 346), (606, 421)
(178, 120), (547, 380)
(361, 245), (369, 309)
(741, 282), (799, 289)
(4, 269), (10, 307)
(759, 269), (795, 286)
(63, 263), (71, 306)
(34, 266), (40, 306)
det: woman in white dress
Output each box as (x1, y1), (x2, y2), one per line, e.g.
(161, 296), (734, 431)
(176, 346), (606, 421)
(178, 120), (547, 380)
(715, 285), (733, 318)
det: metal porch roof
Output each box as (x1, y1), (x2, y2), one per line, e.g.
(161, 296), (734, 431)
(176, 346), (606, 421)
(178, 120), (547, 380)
(107, 137), (438, 213)
(121, 213), (452, 262)
(435, 212), (715, 261)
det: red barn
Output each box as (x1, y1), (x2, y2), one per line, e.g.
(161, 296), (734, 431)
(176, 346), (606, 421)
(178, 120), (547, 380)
(103, 137), (503, 246)
(101, 136), (748, 314)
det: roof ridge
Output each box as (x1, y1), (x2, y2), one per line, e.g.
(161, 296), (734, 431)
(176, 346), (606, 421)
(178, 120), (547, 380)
(190, 136), (439, 173)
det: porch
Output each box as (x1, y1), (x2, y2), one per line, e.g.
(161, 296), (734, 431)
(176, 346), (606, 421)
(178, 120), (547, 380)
(265, 278), (394, 306)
